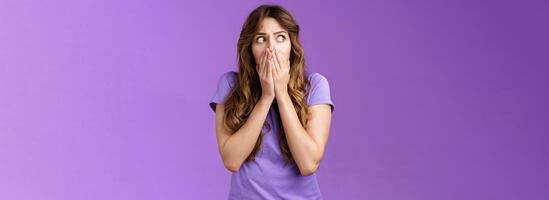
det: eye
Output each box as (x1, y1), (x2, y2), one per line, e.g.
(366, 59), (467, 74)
(255, 36), (265, 44)
(276, 35), (286, 42)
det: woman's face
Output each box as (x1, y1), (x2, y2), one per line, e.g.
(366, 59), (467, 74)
(251, 17), (291, 65)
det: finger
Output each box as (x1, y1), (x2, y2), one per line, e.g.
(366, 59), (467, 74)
(286, 59), (290, 70)
(266, 60), (272, 80)
(268, 49), (278, 76)
(267, 48), (272, 62)
(268, 56), (276, 79)
(256, 53), (262, 75)
(267, 48), (273, 70)
(261, 50), (267, 67)
(257, 51), (265, 73)
(273, 48), (282, 73)
(278, 49), (289, 72)
(261, 50), (269, 78)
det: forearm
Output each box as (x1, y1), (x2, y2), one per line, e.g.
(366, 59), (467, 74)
(221, 96), (273, 170)
(276, 93), (320, 175)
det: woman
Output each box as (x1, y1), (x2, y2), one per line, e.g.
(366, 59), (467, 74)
(209, 4), (334, 199)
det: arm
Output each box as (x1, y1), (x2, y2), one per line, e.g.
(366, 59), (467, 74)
(215, 46), (276, 173)
(215, 96), (274, 172)
(276, 93), (332, 176)
(267, 47), (332, 176)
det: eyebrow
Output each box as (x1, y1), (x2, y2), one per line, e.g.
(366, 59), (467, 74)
(256, 31), (288, 36)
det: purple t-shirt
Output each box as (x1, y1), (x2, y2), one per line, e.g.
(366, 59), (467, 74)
(209, 71), (334, 199)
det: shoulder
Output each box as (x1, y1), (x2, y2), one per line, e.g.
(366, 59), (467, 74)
(306, 72), (335, 111)
(210, 71), (238, 111)
(307, 72), (330, 88)
(216, 71), (238, 90)
(219, 71), (237, 83)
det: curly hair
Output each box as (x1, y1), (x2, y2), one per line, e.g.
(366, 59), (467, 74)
(223, 4), (310, 166)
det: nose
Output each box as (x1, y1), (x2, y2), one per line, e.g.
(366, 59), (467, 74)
(267, 35), (276, 49)
(266, 39), (273, 48)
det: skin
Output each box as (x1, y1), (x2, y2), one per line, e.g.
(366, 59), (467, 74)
(215, 17), (332, 176)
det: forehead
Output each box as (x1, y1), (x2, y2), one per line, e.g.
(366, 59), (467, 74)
(257, 17), (286, 33)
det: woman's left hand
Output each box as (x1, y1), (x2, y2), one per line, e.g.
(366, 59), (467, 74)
(269, 47), (290, 98)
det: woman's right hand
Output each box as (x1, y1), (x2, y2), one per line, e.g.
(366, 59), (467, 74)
(256, 49), (275, 101)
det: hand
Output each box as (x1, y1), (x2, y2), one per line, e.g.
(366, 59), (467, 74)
(269, 47), (290, 98)
(256, 49), (275, 100)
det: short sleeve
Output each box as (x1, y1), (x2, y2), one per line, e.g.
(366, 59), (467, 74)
(307, 73), (335, 112)
(209, 71), (237, 112)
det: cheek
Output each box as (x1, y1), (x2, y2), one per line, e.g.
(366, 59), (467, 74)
(283, 50), (291, 61)
(281, 44), (291, 60)
(252, 45), (264, 63)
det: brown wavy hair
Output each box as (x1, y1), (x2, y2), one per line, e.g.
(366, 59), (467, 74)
(223, 4), (310, 166)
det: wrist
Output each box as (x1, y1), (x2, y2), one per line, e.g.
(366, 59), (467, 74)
(260, 95), (275, 103)
(275, 86), (288, 98)
(275, 91), (291, 103)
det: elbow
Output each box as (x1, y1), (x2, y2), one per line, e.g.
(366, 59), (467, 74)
(298, 150), (323, 176)
(223, 160), (241, 173)
(299, 161), (320, 176)
(219, 148), (242, 173)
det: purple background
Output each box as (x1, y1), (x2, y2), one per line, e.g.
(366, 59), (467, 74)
(1, 0), (548, 199)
